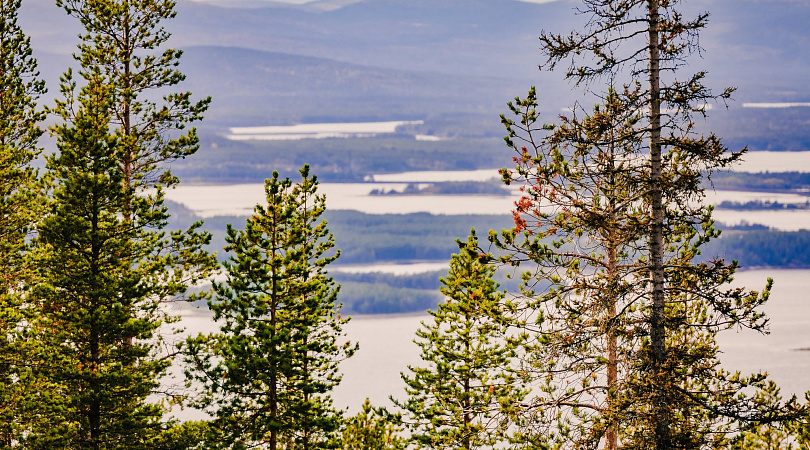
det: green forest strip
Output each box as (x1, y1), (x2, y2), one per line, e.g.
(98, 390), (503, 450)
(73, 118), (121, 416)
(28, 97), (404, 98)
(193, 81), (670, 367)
(337, 282), (442, 315)
(172, 136), (506, 183)
(709, 230), (810, 268)
(709, 171), (810, 192)
(369, 180), (510, 196)
(170, 203), (810, 314)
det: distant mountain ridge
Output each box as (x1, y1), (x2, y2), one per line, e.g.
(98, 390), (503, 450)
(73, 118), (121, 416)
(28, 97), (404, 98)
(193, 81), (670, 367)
(18, 0), (810, 150)
(189, 0), (366, 11)
(177, 45), (536, 126)
(21, 0), (810, 88)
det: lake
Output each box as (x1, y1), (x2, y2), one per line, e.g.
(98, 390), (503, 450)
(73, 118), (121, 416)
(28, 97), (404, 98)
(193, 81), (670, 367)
(168, 268), (810, 418)
(165, 181), (517, 216)
(733, 151), (810, 173)
(226, 120), (424, 141)
(341, 269), (810, 412)
(331, 261), (449, 275)
(717, 269), (810, 401)
(712, 209), (810, 231)
(370, 168), (500, 183)
(164, 178), (810, 230)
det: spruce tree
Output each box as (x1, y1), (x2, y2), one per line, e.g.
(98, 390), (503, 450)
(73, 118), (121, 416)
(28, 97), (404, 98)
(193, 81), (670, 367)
(396, 234), (528, 449)
(184, 166), (355, 450)
(0, 0), (46, 444)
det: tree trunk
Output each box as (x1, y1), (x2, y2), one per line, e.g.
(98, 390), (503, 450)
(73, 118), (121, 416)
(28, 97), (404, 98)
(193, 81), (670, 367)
(606, 239), (619, 450)
(270, 243), (279, 450)
(648, 0), (670, 448)
(122, 4), (134, 350)
(303, 333), (310, 450)
(89, 198), (102, 449)
(605, 92), (619, 450)
(463, 320), (471, 450)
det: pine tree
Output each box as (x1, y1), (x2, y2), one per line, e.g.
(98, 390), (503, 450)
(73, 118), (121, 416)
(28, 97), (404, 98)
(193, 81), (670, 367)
(35, 2), (217, 444)
(396, 233), (528, 449)
(486, 0), (809, 446)
(184, 166), (356, 450)
(495, 86), (804, 449)
(56, 0), (210, 193)
(0, 0), (44, 255)
(53, 0), (214, 310)
(0, 0), (46, 444)
(495, 87), (651, 448)
(29, 0), (217, 442)
(726, 385), (810, 449)
(341, 399), (405, 450)
(33, 71), (158, 447)
(535, 6), (742, 445)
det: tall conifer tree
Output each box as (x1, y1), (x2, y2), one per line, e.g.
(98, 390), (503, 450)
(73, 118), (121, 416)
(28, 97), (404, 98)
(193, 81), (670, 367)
(53, 0), (214, 315)
(56, 0), (210, 193)
(487, 0), (807, 447)
(35, 69), (215, 449)
(184, 167), (355, 450)
(34, 71), (165, 448)
(0, 0), (46, 444)
(496, 88), (651, 448)
(30, 0), (216, 445)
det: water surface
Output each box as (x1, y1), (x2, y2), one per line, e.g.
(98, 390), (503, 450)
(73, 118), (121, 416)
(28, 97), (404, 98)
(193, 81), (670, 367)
(167, 268), (810, 416)
(165, 182), (810, 230)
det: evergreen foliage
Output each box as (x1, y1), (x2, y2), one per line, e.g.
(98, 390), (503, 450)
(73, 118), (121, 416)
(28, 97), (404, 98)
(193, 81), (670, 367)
(341, 399), (405, 450)
(0, 0), (808, 446)
(495, 88), (653, 447)
(34, 72), (164, 448)
(731, 383), (810, 449)
(184, 166), (355, 450)
(52, 0), (216, 326)
(148, 421), (215, 450)
(396, 234), (528, 449)
(0, 0), (46, 444)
